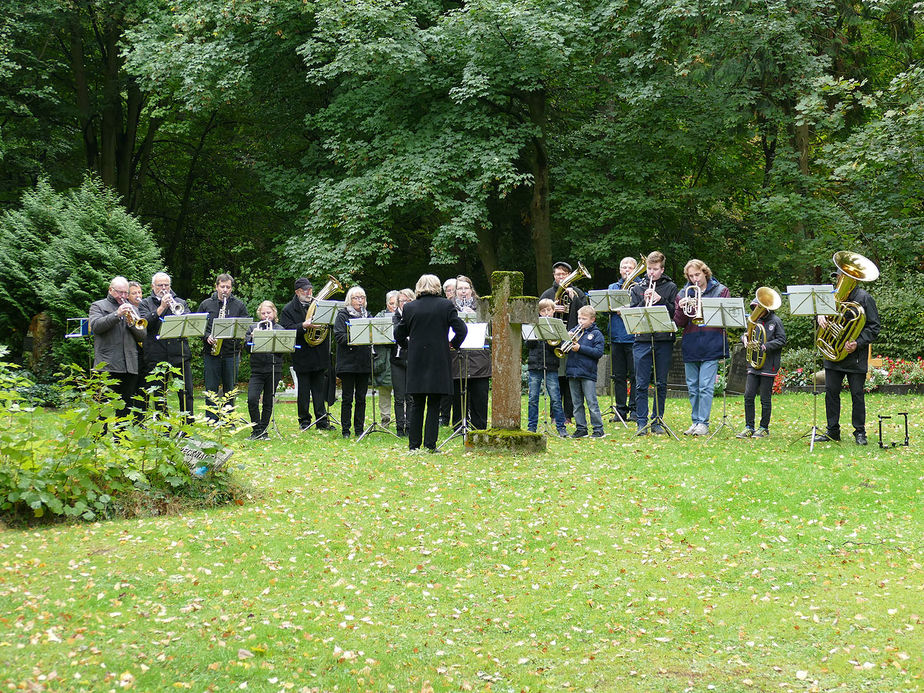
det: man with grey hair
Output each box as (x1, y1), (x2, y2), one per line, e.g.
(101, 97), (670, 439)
(89, 276), (148, 419)
(138, 272), (194, 419)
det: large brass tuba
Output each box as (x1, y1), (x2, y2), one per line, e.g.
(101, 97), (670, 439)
(745, 287), (781, 369)
(815, 251), (879, 362)
(304, 275), (345, 346)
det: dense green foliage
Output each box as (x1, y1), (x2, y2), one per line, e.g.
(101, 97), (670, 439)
(0, 356), (247, 523)
(1, 0), (922, 364)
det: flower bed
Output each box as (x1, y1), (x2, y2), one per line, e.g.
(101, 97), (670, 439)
(773, 352), (924, 394)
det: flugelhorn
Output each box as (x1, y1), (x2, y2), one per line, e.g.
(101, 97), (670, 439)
(745, 287), (781, 369)
(815, 251), (879, 362)
(554, 325), (584, 358)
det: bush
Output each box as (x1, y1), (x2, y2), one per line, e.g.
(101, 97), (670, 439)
(0, 352), (249, 524)
(776, 347), (822, 388)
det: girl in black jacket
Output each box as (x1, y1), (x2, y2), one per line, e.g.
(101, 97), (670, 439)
(334, 286), (372, 438)
(245, 301), (285, 440)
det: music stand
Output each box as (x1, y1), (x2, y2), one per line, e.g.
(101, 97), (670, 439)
(438, 321), (489, 449)
(523, 318), (570, 435)
(349, 317), (398, 442)
(786, 284), (836, 451)
(251, 328), (297, 437)
(66, 317), (93, 370)
(590, 290), (632, 427)
(158, 313), (208, 418)
(620, 305), (678, 439)
(303, 299), (343, 430)
(699, 297), (746, 439)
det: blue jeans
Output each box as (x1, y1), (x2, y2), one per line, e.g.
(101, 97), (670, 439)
(633, 340), (672, 427)
(684, 360), (719, 426)
(527, 369), (565, 432)
(203, 353), (239, 421)
(569, 377), (604, 435)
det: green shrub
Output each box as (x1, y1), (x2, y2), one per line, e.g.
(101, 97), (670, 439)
(0, 353), (248, 524)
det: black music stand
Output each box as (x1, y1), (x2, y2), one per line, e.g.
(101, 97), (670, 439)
(438, 319), (488, 449)
(303, 299), (342, 430)
(589, 289), (632, 428)
(349, 317), (398, 442)
(698, 297), (746, 440)
(786, 284), (836, 451)
(251, 328), (296, 438)
(158, 312), (208, 419)
(522, 318), (570, 436)
(620, 305), (679, 439)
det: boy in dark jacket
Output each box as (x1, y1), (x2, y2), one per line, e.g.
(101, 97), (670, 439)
(526, 299), (567, 436)
(565, 305), (606, 439)
(737, 297), (787, 438)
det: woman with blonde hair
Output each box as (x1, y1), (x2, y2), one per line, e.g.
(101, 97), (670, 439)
(334, 286), (372, 438)
(245, 300), (284, 440)
(394, 275), (467, 451)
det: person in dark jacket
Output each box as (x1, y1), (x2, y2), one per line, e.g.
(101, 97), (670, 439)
(394, 274), (468, 452)
(127, 280), (147, 414)
(565, 305), (606, 438)
(815, 282), (881, 445)
(245, 301), (284, 440)
(138, 272), (194, 419)
(630, 251), (678, 435)
(526, 299), (567, 436)
(540, 261), (588, 425)
(438, 279), (457, 427)
(390, 289), (416, 436)
(674, 259), (730, 437)
(88, 276), (148, 419)
(198, 273), (250, 422)
(737, 296), (787, 439)
(373, 292), (398, 426)
(280, 278), (332, 431)
(334, 286), (372, 438)
(451, 275), (491, 430)
(608, 257), (640, 423)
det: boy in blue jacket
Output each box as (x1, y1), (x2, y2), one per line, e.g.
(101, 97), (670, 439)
(565, 305), (606, 439)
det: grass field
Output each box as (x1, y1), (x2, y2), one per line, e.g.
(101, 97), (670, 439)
(1, 392), (922, 692)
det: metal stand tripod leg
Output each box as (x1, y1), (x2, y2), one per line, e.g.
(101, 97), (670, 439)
(357, 350), (397, 442)
(438, 353), (471, 449)
(639, 336), (679, 440)
(707, 342), (731, 440)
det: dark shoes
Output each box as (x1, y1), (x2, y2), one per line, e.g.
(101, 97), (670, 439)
(248, 429), (268, 441)
(812, 429), (841, 443)
(854, 431), (868, 446)
(570, 430), (588, 439)
(342, 431), (351, 439)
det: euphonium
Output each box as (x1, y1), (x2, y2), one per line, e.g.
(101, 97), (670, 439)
(554, 325), (584, 358)
(304, 275), (345, 346)
(681, 285), (704, 325)
(815, 251), (879, 362)
(210, 295), (228, 356)
(745, 287), (781, 369)
(622, 256), (647, 293)
(553, 262), (591, 319)
(257, 319), (273, 331)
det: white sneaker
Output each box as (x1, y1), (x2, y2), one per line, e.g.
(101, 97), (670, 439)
(683, 425), (697, 435)
(692, 423), (709, 436)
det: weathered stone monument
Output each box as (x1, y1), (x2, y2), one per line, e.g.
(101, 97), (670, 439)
(469, 271), (545, 452)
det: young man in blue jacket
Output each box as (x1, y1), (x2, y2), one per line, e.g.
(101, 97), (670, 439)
(674, 259), (730, 436)
(565, 305), (606, 439)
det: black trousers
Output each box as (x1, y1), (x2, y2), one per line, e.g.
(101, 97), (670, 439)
(248, 370), (281, 434)
(391, 361), (412, 430)
(107, 371), (138, 419)
(295, 369), (328, 428)
(148, 359), (194, 420)
(339, 372), (369, 435)
(558, 376), (574, 420)
(611, 342), (636, 417)
(743, 373), (774, 430)
(825, 369), (867, 434)
(452, 376), (490, 430)
(409, 393), (442, 450)
(439, 392), (458, 424)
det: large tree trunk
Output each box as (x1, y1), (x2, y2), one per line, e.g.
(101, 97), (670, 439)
(68, 19), (97, 172)
(525, 90), (552, 295)
(99, 21), (122, 191)
(474, 226), (499, 280)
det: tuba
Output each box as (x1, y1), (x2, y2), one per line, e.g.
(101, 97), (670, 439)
(553, 262), (591, 319)
(815, 251), (879, 362)
(745, 287), (781, 369)
(304, 275), (345, 346)
(681, 285), (704, 325)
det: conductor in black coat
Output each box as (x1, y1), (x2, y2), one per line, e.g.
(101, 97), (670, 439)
(394, 274), (468, 452)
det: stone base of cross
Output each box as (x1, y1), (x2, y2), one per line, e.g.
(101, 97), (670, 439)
(472, 271), (546, 452)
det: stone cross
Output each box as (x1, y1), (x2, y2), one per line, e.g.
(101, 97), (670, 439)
(476, 271), (538, 430)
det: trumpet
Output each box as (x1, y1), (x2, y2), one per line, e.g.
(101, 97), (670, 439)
(681, 285), (704, 324)
(554, 325), (584, 358)
(159, 290), (186, 316)
(118, 298), (148, 330)
(644, 277), (657, 307)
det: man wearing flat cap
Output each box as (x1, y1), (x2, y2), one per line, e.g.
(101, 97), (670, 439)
(540, 261), (589, 426)
(280, 278), (333, 430)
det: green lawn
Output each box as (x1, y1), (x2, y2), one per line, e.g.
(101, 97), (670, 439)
(1, 392), (922, 692)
